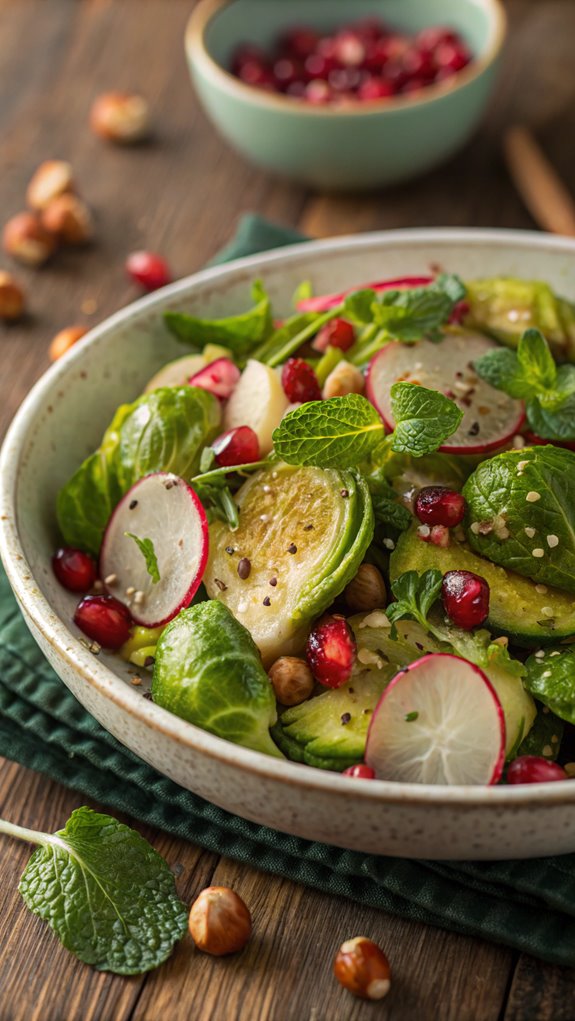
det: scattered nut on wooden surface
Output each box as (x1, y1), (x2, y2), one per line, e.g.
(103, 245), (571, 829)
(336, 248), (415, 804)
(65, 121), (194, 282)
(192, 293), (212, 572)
(322, 359), (365, 399)
(90, 91), (151, 144)
(0, 271), (25, 321)
(188, 886), (252, 956)
(48, 325), (88, 361)
(268, 656), (315, 706)
(345, 564), (387, 613)
(42, 194), (93, 245)
(26, 159), (74, 210)
(3, 212), (56, 266)
(333, 936), (391, 1001)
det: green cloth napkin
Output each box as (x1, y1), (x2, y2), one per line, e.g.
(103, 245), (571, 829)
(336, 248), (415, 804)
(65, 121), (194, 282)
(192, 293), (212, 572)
(2, 213), (575, 967)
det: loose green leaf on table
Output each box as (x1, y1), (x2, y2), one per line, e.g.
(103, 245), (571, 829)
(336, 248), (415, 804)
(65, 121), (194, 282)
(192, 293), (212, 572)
(272, 394), (386, 468)
(164, 279), (273, 360)
(0, 807), (187, 974)
(125, 533), (161, 583)
(390, 382), (463, 456)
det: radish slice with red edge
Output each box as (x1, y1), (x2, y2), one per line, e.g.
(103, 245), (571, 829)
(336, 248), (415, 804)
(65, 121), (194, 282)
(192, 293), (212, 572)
(99, 472), (208, 628)
(189, 358), (240, 400)
(365, 653), (505, 786)
(365, 333), (525, 454)
(296, 276), (433, 313)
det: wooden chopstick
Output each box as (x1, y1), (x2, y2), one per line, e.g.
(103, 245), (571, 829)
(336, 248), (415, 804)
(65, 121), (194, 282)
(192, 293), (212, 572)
(503, 125), (575, 236)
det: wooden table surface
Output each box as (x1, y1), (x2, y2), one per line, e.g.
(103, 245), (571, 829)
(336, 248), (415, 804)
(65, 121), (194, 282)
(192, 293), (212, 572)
(1, 2), (575, 1019)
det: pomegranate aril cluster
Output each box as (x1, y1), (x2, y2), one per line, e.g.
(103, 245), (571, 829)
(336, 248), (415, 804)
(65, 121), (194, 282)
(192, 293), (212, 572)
(230, 19), (472, 105)
(306, 615), (357, 688)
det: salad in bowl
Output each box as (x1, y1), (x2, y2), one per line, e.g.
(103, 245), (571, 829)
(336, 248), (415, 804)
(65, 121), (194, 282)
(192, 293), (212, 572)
(51, 267), (575, 789)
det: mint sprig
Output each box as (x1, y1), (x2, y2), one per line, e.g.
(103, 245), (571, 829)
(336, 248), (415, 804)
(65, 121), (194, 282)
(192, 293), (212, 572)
(272, 394), (386, 468)
(474, 328), (575, 440)
(390, 382), (463, 456)
(125, 532), (161, 584)
(0, 807), (187, 974)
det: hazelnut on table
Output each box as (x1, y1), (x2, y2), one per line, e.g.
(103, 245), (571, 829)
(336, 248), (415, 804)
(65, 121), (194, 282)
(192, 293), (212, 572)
(334, 936), (391, 1000)
(0, 272), (25, 321)
(90, 91), (151, 144)
(49, 325), (88, 362)
(3, 212), (56, 267)
(188, 886), (252, 956)
(26, 159), (74, 210)
(42, 194), (93, 245)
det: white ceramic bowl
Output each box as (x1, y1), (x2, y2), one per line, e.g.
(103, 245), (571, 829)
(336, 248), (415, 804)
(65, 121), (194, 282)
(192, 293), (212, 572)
(2, 228), (575, 861)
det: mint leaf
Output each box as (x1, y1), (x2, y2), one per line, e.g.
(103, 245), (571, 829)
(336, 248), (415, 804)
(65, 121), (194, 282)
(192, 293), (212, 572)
(164, 279), (273, 359)
(390, 382), (463, 457)
(125, 532), (161, 583)
(375, 274), (466, 342)
(0, 807), (187, 974)
(272, 394), (385, 468)
(524, 647), (575, 725)
(386, 569), (443, 630)
(518, 328), (557, 391)
(365, 469), (412, 530)
(473, 347), (530, 398)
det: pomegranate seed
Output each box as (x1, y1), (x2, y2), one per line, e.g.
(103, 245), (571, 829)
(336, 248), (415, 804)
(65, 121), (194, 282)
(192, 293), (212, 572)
(74, 595), (132, 649)
(382, 59), (408, 92)
(52, 547), (97, 593)
(416, 27), (459, 53)
(430, 525), (450, 547)
(328, 67), (362, 93)
(189, 358), (241, 400)
(281, 358), (322, 402)
(126, 251), (171, 292)
(212, 425), (260, 467)
(312, 318), (355, 352)
(286, 81), (307, 99)
(401, 77), (427, 95)
(414, 486), (466, 527)
(343, 763), (376, 779)
(434, 42), (470, 73)
(402, 47), (435, 80)
(273, 58), (302, 89)
(334, 32), (366, 67)
(304, 53), (337, 80)
(449, 299), (470, 325)
(358, 77), (395, 101)
(507, 756), (568, 785)
(352, 18), (386, 42)
(306, 616), (357, 688)
(280, 27), (319, 59)
(441, 570), (490, 630)
(305, 79), (332, 105)
(231, 45), (266, 75)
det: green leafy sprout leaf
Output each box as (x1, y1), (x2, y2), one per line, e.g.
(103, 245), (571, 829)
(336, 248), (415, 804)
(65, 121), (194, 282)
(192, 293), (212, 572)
(386, 569), (444, 631)
(125, 532), (161, 584)
(164, 279), (273, 362)
(0, 807), (188, 974)
(272, 394), (386, 468)
(390, 382), (464, 457)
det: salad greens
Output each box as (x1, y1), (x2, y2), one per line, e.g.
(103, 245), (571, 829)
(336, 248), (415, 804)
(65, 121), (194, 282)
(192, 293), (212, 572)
(152, 600), (282, 757)
(389, 382), (463, 456)
(524, 647), (575, 725)
(58, 386), (220, 554)
(465, 277), (575, 361)
(0, 807), (187, 974)
(165, 279), (273, 361)
(125, 533), (161, 583)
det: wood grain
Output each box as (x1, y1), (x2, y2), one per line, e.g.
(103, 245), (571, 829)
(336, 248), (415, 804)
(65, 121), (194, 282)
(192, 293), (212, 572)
(0, 1), (574, 1019)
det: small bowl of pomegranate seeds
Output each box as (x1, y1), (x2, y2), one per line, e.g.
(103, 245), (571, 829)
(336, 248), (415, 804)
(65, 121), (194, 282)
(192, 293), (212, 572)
(186, 0), (506, 189)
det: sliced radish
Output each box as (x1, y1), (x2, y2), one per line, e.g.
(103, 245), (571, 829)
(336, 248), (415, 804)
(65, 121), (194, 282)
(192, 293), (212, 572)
(365, 653), (505, 786)
(99, 472), (208, 628)
(297, 276), (433, 313)
(365, 333), (525, 454)
(144, 354), (207, 393)
(524, 430), (575, 452)
(223, 359), (289, 456)
(189, 358), (240, 400)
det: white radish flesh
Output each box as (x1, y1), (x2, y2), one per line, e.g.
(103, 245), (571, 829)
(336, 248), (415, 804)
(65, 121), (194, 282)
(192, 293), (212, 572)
(99, 473), (208, 628)
(365, 653), (505, 785)
(365, 333), (525, 454)
(223, 359), (289, 456)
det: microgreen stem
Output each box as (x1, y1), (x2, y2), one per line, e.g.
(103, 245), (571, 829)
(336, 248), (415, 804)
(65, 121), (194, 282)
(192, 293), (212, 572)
(191, 459), (271, 486)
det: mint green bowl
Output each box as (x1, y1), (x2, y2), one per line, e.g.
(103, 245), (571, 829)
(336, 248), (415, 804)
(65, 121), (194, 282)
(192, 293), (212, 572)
(185, 0), (506, 191)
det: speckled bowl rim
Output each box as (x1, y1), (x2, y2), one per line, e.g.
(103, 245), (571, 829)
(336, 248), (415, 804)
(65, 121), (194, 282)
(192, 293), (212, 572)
(185, 0), (507, 117)
(2, 228), (575, 809)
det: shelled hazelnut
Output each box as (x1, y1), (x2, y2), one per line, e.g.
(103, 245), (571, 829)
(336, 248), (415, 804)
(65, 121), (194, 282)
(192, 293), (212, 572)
(42, 194), (93, 245)
(345, 564), (387, 613)
(188, 886), (252, 956)
(322, 360), (365, 399)
(26, 160), (74, 211)
(49, 325), (88, 362)
(3, 212), (56, 267)
(334, 936), (391, 1000)
(0, 271), (25, 321)
(268, 656), (314, 706)
(90, 91), (151, 144)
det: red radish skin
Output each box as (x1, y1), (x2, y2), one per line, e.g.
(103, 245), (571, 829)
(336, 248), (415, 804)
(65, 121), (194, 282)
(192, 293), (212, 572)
(74, 595), (132, 649)
(297, 276), (433, 314)
(523, 431), (575, 452)
(189, 358), (241, 401)
(507, 756), (568, 784)
(212, 426), (260, 467)
(365, 653), (506, 786)
(365, 336), (526, 455)
(342, 764), (376, 779)
(99, 473), (209, 628)
(53, 547), (97, 592)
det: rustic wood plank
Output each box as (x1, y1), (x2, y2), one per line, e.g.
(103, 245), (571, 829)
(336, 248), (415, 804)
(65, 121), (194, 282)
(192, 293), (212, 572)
(504, 955), (575, 1021)
(133, 858), (512, 1021)
(0, 757), (219, 1021)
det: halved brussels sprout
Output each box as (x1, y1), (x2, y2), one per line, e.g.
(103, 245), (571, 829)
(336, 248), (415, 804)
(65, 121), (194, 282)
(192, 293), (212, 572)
(205, 465), (374, 664)
(465, 278), (575, 362)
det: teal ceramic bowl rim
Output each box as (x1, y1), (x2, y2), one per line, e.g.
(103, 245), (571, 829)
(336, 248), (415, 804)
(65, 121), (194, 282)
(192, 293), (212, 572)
(185, 0), (507, 118)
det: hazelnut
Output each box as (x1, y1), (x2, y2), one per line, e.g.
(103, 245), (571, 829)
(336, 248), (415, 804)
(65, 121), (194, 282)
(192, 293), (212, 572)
(49, 325), (88, 362)
(268, 656), (314, 706)
(0, 272), (25, 321)
(42, 194), (93, 245)
(188, 886), (252, 956)
(345, 564), (387, 613)
(334, 936), (391, 1001)
(90, 91), (151, 144)
(3, 212), (56, 267)
(26, 160), (74, 210)
(322, 360), (365, 399)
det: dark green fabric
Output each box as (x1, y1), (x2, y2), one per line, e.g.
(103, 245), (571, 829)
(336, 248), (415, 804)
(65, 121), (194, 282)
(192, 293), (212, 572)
(2, 213), (575, 966)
